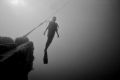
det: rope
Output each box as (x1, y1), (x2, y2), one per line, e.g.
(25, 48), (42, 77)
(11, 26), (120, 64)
(23, 20), (47, 38)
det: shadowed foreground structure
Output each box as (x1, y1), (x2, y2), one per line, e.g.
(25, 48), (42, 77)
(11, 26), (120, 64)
(0, 36), (34, 80)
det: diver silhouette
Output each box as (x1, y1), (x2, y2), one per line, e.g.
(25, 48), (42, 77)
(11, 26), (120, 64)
(43, 16), (59, 64)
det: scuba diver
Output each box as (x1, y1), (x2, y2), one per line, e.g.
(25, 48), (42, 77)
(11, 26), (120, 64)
(43, 16), (59, 64)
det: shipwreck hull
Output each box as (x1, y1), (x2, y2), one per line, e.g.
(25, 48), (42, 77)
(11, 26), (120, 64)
(0, 37), (34, 80)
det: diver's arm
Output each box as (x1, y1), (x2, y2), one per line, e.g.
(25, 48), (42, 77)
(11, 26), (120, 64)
(43, 21), (51, 35)
(57, 23), (59, 29)
(44, 27), (48, 35)
(57, 24), (60, 38)
(56, 29), (59, 38)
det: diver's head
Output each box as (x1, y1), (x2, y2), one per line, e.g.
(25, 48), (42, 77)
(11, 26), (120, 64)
(52, 16), (56, 22)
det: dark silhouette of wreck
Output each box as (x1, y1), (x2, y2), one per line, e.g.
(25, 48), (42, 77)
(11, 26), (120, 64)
(0, 36), (34, 80)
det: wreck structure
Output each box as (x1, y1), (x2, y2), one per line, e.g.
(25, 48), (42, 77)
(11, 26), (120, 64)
(0, 36), (34, 80)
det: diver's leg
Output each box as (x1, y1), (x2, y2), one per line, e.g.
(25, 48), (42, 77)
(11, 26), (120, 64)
(43, 34), (55, 64)
(44, 36), (53, 52)
(44, 36), (53, 64)
(43, 50), (48, 64)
